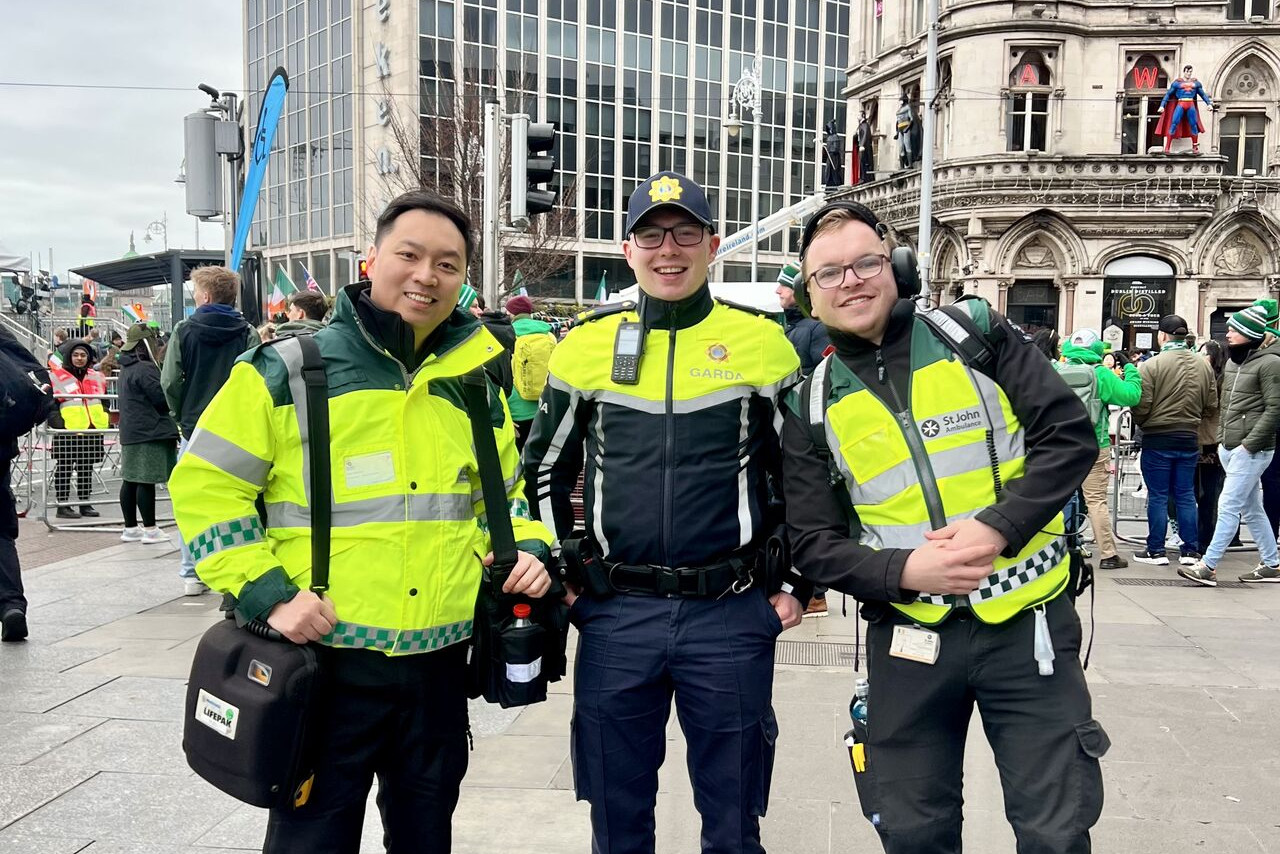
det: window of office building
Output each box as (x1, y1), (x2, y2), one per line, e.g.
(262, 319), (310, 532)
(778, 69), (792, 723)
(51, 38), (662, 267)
(1006, 49), (1051, 152)
(1228, 0), (1268, 20)
(1220, 114), (1266, 175)
(1121, 54), (1169, 155)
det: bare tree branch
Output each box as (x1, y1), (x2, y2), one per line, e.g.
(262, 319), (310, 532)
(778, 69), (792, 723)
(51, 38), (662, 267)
(371, 75), (580, 301)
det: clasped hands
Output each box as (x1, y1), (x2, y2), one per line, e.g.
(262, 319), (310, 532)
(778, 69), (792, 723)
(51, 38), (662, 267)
(901, 518), (1008, 597)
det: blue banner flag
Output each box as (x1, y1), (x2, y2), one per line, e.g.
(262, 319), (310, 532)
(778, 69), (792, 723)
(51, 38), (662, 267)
(230, 67), (289, 271)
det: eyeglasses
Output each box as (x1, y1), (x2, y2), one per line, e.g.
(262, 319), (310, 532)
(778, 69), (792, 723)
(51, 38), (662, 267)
(630, 223), (709, 249)
(807, 256), (889, 290)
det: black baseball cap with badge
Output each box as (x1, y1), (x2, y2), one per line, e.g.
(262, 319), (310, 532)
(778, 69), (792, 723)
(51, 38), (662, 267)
(624, 171), (716, 236)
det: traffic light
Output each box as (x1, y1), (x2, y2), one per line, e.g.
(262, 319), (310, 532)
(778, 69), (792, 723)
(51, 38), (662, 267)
(510, 114), (558, 221)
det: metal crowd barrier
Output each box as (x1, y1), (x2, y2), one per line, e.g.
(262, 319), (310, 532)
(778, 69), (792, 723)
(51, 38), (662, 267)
(1108, 408), (1251, 553)
(32, 393), (174, 533)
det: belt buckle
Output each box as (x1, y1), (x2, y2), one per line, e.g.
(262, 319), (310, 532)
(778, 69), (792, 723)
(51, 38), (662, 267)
(653, 565), (681, 596)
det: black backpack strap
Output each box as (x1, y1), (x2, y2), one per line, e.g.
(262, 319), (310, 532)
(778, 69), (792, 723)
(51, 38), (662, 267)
(294, 335), (331, 593)
(915, 301), (997, 377)
(461, 369), (517, 568)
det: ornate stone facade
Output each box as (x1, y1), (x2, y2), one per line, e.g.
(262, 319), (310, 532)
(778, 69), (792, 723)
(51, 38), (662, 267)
(839, 0), (1280, 341)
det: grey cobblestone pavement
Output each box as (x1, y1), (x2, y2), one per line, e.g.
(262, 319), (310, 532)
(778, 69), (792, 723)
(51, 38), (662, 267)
(1, 527), (1278, 853)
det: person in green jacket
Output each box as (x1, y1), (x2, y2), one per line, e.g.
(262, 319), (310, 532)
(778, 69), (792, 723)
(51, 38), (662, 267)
(1062, 329), (1142, 569)
(504, 295), (555, 449)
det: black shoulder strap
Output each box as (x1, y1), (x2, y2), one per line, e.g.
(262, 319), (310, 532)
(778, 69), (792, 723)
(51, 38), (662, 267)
(294, 335), (331, 593)
(461, 369), (517, 568)
(916, 303), (997, 377)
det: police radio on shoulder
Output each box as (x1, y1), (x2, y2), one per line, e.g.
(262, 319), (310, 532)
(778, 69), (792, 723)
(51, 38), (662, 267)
(611, 322), (644, 384)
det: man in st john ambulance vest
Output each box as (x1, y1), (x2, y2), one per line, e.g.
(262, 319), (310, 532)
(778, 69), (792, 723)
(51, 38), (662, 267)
(781, 201), (1108, 854)
(170, 190), (554, 854)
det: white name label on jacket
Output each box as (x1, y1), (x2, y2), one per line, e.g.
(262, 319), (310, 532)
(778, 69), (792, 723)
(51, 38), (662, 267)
(195, 689), (240, 740)
(344, 451), (396, 488)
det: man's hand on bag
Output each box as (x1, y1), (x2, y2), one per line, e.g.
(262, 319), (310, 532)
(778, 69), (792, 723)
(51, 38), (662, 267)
(486, 550), (551, 598)
(901, 540), (1001, 596)
(561, 583), (580, 609)
(267, 590), (337, 644)
(770, 592), (804, 630)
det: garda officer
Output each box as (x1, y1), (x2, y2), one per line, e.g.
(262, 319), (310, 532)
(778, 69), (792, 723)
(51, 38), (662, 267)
(781, 201), (1108, 853)
(523, 171), (808, 854)
(170, 190), (554, 853)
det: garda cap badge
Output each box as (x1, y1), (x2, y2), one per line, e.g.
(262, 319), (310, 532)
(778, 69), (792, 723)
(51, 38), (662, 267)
(649, 175), (683, 203)
(707, 343), (730, 362)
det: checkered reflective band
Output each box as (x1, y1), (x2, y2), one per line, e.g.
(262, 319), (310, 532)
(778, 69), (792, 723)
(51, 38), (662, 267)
(188, 516), (266, 563)
(916, 537), (1068, 608)
(323, 618), (474, 654)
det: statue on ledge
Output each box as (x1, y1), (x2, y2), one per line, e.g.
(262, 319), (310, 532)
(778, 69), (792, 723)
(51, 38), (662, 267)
(856, 111), (874, 184)
(1155, 64), (1214, 155)
(893, 94), (921, 169)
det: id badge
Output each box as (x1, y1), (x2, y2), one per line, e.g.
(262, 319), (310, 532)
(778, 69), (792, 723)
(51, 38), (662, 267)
(889, 624), (940, 665)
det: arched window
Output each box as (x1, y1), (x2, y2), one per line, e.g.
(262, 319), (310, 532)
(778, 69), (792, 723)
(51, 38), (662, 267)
(1121, 54), (1169, 154)
(1007, 50), (1051, 151)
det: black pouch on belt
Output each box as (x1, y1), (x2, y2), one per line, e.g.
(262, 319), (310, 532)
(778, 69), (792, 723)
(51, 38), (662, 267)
(562, 536), (615, 599)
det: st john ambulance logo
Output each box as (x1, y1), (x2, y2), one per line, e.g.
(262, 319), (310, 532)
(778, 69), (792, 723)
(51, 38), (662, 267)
(920, 419), (941, 438)
(707, 343), (730, 362)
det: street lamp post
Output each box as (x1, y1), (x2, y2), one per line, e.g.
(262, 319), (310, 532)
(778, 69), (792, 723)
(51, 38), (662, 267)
(726, 57), (763, 285)
(144, 212), (169, 252)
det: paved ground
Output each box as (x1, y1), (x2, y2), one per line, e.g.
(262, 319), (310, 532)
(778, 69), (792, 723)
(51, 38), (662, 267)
(1, 527), (1279, 853)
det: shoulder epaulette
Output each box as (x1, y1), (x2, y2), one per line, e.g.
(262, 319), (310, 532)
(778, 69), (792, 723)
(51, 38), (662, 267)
(575, 301), (637, 323)
(714, 297), (776, 318)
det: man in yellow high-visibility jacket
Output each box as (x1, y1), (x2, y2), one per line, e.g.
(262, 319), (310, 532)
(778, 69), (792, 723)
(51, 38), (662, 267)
(170, 190), (553, 853)
(782, 201), (1108, 853)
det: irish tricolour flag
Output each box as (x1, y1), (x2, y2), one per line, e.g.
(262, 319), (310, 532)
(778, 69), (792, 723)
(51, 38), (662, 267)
(267, 266), (297, 316)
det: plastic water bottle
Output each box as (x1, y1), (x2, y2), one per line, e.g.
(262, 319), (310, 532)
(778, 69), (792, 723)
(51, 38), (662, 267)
(850, 678), (869, 725)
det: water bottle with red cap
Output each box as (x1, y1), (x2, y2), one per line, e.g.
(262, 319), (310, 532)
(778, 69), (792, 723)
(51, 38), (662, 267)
(500, 602), (547, 705)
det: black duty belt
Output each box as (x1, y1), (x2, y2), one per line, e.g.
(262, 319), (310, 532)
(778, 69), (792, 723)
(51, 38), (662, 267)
(608, 555), (755, 598)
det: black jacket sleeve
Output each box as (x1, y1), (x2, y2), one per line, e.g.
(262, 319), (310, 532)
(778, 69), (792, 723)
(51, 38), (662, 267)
(782, 404), (914, 603)
(522, 376), (585, 540)
(974, 312), (1096, 555)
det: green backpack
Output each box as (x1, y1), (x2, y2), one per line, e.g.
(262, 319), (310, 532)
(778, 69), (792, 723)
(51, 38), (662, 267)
(1054, 362), (1102, 424)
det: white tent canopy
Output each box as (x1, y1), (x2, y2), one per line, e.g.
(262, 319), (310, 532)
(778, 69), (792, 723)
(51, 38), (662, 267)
(0, 243), (30, 273)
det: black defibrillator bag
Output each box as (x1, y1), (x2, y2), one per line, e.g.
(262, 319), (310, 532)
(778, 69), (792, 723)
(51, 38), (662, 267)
(183, 334), (331, 810)
(461, 370), (569, 708)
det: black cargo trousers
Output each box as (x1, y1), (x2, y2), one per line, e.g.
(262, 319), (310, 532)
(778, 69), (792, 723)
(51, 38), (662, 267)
(263, 643), (470, 854)
(853, 592), (1110, 854)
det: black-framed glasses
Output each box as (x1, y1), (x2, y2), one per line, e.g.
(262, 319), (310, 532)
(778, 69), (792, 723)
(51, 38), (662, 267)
(630, 223), (710, 249)
(808, 256), (889, 290)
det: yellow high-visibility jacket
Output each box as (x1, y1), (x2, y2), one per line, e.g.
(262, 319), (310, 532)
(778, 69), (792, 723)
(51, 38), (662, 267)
(170, 285), (552, 656)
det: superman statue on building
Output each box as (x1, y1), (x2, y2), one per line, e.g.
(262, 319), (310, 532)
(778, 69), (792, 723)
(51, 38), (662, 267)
(1155, 64), (1214, 155)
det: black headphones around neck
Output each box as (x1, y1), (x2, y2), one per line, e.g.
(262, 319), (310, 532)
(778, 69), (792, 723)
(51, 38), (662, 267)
(794, 200), (920, 317)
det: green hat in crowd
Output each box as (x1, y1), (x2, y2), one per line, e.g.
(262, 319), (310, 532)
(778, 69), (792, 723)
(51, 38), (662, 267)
(776, 262), (801, 290)
(457, 283), (478, 311)
(1228, 300), (1279, 340)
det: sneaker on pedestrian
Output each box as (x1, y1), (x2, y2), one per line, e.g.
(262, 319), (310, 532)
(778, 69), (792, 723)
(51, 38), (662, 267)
(1132, 550), (1168, 566)
(183, 579), (210, 597)
(1177, 561), (1216, 587)
(1, 608), (27, 642)
(1179, 551), (1202, 567)
(120, 526), (143, 542)
(79, 505), (100, 518)
(1098, 555), (1128, 570)
(55, 505), (79, 519)
(1238, 563), (1280, 583)
(141, 527), (169, 545)
(803, 596), (828, 618)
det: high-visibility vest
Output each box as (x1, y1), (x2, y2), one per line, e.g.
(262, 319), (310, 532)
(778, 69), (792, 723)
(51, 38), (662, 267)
(49, 366), (108, 430)
(812, 307), (1069, 626)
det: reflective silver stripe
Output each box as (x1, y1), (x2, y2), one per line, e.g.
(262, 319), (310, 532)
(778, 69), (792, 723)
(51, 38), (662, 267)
(590, 404), (612, 556)
(274, 337), (313, 501)
(860, 509), (980, 550)
(920, 307), (974, 349)
(916, 537), (1067, 607)
(186, 427), (270, 487)
(533, 380), (583, 532)
(549, 377), (796, 416)
(266, 492), (474, 528)
(808, 357), (831, 426)
(736, 396), (752, 548)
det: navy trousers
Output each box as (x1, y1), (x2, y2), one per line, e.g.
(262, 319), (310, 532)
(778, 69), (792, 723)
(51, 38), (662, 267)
(0, 458), (24, 615)
(570, 588), (783, 854)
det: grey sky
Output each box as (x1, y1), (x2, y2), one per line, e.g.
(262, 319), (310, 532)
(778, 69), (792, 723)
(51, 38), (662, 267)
(0, 1), (241, 278)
